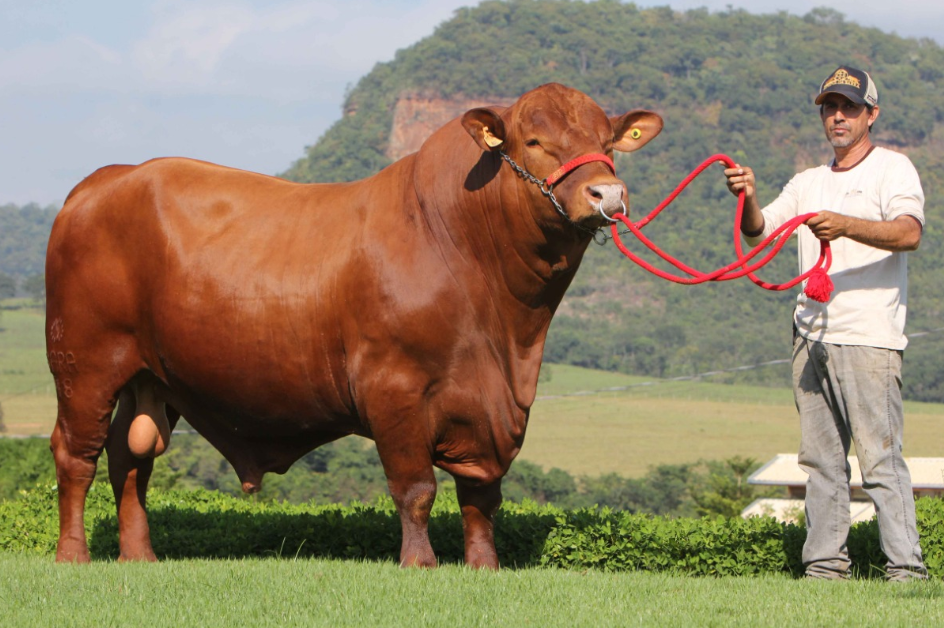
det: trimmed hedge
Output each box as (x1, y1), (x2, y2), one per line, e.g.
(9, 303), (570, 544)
(1, 486), (941, 578)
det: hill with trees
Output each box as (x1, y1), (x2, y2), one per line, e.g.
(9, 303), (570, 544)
(0, 203), (56, 299)
(4, 1), (944, 399)
(282, 0), (944, 399)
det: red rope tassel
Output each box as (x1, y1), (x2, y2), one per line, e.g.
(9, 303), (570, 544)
(803, 265), (834, 303)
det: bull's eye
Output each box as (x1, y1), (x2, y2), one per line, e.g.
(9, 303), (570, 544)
(525, 139), (541, 147)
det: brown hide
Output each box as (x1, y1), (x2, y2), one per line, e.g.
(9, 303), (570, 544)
(44, 83), (663, 567)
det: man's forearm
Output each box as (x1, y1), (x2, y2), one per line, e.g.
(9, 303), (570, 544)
(740, 197), (765, 237)
(843, 215), (922, 251)
(806, 212), (922, 252)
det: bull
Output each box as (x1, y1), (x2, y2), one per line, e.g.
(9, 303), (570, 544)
(45, 83), (662, 567)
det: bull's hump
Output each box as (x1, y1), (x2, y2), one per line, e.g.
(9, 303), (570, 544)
(141, 157), (297, 186)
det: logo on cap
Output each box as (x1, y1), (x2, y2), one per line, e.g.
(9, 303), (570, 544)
(823, 69), (861, 90)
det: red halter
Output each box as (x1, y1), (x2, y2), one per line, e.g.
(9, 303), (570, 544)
(544, 154), (615, 186)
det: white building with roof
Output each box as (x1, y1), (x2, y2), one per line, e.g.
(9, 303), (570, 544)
(741, 453), (944, 524)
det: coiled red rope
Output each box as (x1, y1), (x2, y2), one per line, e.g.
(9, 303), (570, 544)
(610, 154), (834, 302)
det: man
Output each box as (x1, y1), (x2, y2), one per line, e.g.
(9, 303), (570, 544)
(724, 66), (927, 581)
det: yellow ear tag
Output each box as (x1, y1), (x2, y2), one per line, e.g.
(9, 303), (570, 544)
(483, 126), (504, 148)
(630, 128), (643, 140)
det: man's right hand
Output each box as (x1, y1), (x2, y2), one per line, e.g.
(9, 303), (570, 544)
(723, 163), (765, 237)
(723, 164), (756, 200)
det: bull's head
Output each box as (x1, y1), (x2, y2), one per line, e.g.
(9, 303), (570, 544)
(462, 83), (663, 230)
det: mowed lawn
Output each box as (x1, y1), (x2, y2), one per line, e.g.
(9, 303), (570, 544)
(3, 306), (943, 477)
(2, 554), (943, 628)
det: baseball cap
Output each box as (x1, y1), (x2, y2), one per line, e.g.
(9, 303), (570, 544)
(814, 66), (879, 107)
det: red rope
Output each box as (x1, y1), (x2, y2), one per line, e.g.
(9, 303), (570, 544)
(610, 154), (834, 302)
(545, 153), (614, 186)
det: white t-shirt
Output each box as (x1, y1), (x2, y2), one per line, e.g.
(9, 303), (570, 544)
(750, 146), (925, 350)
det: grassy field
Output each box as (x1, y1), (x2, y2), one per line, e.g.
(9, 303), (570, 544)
(1, 554), (941, 627)
(525, 364), (944, 476)
(3, 305), (943, 477)
(0, 307), (56, 434)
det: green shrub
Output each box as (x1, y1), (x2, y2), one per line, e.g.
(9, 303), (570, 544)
(2, 486), (940, 579)
(918, 497), (944, 577)
(539, 508), (802, 576)
(0, 439), (55, 501)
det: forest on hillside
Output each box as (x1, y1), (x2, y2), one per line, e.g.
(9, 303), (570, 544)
(283, 0), (944, 399)
(0, 203), (56, 298)
(4, 1), (944, 400)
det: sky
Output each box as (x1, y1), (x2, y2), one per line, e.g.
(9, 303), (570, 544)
(2, 0), (944, 207)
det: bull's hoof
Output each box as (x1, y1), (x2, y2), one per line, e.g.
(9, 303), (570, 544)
(464, 544), (500, 570)
(466, 558), (499, 570)
(117, 550), (158, 563)
(55, 539), (91, 564)
(118, 540), (158, 563)
(399, 550), (438, 569)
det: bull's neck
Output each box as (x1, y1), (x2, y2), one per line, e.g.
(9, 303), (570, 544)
(441, 166), (588, 310)
(496, 182), (592, 408)
(416, 150), (588, 305)
(411, 133), (592, 403)
(493, 180), (589, 313)
(443, 166), (592, 406)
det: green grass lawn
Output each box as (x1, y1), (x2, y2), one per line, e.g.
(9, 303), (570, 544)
(3, 306), (942, 477)
(1, 554), (941, 627)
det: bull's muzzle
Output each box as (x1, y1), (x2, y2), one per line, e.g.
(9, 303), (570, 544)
(587, 183), (627, 221)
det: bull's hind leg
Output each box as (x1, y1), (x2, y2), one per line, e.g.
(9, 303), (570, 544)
(104, 376), (173, 562)
(50, 372), (122, 563)
(47, 308), (144, 562)
(455, 478), (502, 569)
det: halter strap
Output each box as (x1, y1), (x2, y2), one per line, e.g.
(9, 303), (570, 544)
(544, 153), (614, 186)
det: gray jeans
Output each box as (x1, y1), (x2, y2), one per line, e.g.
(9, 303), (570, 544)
(792, 336), (927, 580)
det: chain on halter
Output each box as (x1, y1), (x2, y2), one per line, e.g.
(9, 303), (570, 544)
(499, 150), (616, 241)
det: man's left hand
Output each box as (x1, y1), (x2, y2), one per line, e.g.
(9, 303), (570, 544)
(805, 211), (848, 241)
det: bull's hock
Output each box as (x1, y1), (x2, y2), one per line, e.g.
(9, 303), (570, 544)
(741, 453), (944, 523)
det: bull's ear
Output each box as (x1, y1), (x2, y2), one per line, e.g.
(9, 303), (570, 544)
(611, 110), (664, 152)
(462, 108), (506, 152)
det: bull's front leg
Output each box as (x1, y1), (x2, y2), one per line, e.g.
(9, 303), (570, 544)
(373, 433), (438, 568)
(455, 478), (502, 569)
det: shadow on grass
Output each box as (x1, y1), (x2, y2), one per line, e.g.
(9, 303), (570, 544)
(88, 505), (555, 568)
(50, 486), (911, 578)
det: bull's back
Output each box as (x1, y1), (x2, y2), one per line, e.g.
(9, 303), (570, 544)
(47, 157), (421, 426)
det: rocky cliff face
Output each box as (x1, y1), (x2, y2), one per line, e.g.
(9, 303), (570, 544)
(386, 93), (514, 161)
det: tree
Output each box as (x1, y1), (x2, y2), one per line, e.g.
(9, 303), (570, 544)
(688, 456), (772, 518)
(0, 273), (15, 300)
(23, 274), (44, 304)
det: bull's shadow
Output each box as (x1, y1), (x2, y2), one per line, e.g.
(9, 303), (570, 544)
(87, 503), (556, 566)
